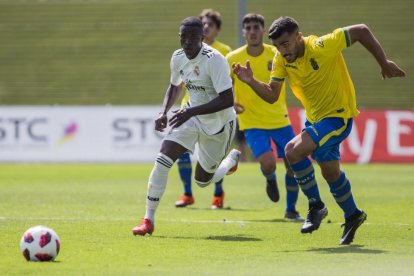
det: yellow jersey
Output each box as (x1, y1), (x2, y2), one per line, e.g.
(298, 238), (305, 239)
(210, 40), (232, 57)
(227, 44), (290, 130)
(181, 40), (232, 107)
(270, 28), (358, 123)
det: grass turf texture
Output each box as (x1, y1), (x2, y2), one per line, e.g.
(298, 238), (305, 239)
(1, 163), (413, 275)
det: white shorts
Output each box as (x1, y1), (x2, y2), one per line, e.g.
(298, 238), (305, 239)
(164, 117), (236, 173)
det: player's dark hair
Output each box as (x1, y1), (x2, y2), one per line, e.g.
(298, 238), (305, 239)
(242, 13), (265, 28)
(268, 16), (299, 40)
(200, 9), (222, 30)
(180, 16), (204, 33)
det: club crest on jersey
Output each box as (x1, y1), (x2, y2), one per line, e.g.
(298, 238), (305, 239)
(194, 66), (200, 76)
(179, 70), (184, 76)
(267, 60), (273, 71)
(285, 64), (298, 69)
(315, 38), (324, 48)
(310, 58), (319, 70)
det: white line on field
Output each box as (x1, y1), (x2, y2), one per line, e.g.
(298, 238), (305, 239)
(0, 217), (411, 226)
(0, 217), (246, 224)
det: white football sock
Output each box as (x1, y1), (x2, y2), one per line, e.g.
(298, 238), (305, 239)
(211, 155), (236, 183)
(144, 153), (173, 223)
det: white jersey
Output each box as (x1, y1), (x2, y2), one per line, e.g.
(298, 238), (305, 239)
(170, 43), (236, 135)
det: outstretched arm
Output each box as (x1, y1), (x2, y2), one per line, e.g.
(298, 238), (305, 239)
(347, 24), (406, 79)
(232, 61), (283, 103)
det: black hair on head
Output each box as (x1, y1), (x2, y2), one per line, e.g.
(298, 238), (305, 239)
(268, 16), (299, 40)
(181, 16), (203, 32)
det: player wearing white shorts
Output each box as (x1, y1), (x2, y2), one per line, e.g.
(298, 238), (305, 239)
(132, 16), (241, 236)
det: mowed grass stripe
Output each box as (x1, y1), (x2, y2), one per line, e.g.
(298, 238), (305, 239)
(0, 163), (413, 275)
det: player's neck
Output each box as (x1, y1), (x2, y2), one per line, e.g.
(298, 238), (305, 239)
(246, 44), (264, 57)
(298, 39), (305, 58)
(186, 46), (202, 60)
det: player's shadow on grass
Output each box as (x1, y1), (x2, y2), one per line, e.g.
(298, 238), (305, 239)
(154, 234), (261, 242)
(307, 245), (386, 254)
(205, 234), (262, 242)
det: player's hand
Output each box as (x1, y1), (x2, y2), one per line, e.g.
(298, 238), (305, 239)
(169, 108), (192, 129)
(154, 113), (168, 132)
(381, 60), (406, 79)
(232, 61), (254, 84)
(234, 102), (245, 114)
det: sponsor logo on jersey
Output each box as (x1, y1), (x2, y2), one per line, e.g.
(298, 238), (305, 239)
(310, 58), (319, 70)
(184, 80), (205, 92)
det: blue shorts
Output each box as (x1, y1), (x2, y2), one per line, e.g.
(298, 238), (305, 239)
(244, 125), (295, 159)
(304, 117), (353, 163)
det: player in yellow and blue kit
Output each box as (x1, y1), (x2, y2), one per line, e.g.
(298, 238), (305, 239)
(227, 13), (303, 221)
(175, 9), (233, 209)
(233, 16), (405, 244)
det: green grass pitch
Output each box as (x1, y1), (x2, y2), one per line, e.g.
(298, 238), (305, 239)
(1, 163), (413, 275)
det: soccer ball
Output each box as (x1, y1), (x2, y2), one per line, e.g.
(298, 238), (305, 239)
(20, 225), (60, 262)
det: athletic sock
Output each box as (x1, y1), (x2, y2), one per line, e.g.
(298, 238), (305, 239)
(328, 171), (357, 219)
(177, 152), (192, 195)
(145, 153), (173, 223)
(214, 179), (224, 197)
(290, 158), (321, 204)
(285, 174), (299, 212)
(209, 152), (238, 184)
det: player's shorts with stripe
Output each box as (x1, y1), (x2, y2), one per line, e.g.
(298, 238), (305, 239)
(164, 116), (236, 173)
(304, 117), (353, 163)
(244, 125), (295, 159)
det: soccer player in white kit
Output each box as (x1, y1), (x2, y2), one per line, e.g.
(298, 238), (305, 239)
(132, 16), (241, 236)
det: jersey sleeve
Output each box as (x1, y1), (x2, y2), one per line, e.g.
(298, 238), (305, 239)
(270, 51), (287, 82)
(313, 28), (351, 57)
(170, 54), (182, 86)
(208, 54), (232, 94)
(226, 53), (235, 80)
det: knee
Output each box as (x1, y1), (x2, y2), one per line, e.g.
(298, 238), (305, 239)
(194, 177), (212, 188)
(284, 142), (297, 163)
(260, 159), (276, 174)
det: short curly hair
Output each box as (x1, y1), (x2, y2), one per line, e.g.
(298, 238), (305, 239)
(268, 16), (299, 40)
(180, 16), (203, 32)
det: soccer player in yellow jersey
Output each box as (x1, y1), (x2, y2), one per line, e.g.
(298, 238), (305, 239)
(227, 13), (303, 221)
(233, 16), (405, 244)
(175, 9), (233, 209)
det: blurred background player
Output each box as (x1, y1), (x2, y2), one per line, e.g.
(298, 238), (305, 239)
(175, 9), (233, 209)
(132, 17), (240, 236)
(227, 13), (303, 221)
(233, 16), (406, 244)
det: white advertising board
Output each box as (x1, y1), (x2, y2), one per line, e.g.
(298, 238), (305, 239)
(0, 106), (168, 162)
